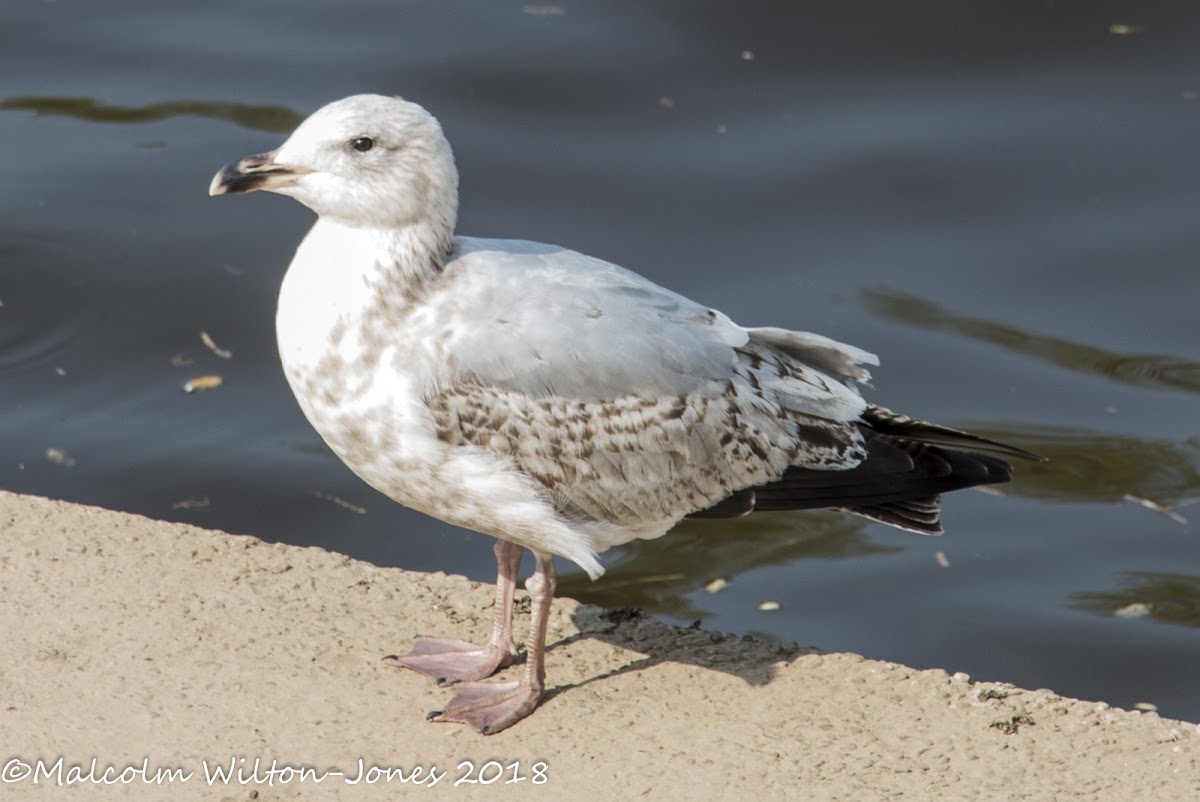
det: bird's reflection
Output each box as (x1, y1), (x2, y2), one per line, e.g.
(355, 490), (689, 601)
(561, 511), (895, 620)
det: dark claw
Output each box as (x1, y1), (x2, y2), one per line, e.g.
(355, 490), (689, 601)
(426, 710), (443, 720)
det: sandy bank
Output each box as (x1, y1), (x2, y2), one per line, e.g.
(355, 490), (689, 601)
(1, 490), (1195, 800)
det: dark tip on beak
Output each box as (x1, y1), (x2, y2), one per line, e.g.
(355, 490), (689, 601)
(208, 150), (308, 197)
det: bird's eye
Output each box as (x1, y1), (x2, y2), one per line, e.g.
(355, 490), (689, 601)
(350, 137), (375, 152)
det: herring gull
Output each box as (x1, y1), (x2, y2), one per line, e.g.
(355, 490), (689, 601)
(209, 94), (1040, 734)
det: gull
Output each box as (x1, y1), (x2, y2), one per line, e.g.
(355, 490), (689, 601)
(209, 94), (1040, 734)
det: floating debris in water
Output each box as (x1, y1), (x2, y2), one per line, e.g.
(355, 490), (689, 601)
(54, 366), (66, 376)
(1108, 23), (1146, 36)
(169, 353), (194, 367)
(200, 330), (233, 359)
(705, 577), (730, 593)
(183, 375), (224, 393)
(522, 4), (565, 15)
(1123, 494), (1188, 525)
(45, 447), (76, 467)
(171, 496), (210, 511)
(935, 550), (950, 568)
(741, 50), (755, 61)
(1113, 602), (1153, 619)
(309, 490), (367, 515)
(757, 601), (781, 612)
(657, 96), (675, 109)
(636, 573), (685, 584)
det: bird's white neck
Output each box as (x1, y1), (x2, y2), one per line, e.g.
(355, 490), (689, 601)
(294, 217), (451, 309)
(275, 217), (450, 383)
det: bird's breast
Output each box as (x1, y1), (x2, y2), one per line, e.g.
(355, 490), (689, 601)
(274, 240), (454, 514)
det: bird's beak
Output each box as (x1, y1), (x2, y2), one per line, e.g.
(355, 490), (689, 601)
(208, 150), (312, 196)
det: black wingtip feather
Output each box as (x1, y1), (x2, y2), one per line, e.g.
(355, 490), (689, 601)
(693, 412), (1028, 532)
(841, 496), (945, 534)
(863, 404), (1045, 463)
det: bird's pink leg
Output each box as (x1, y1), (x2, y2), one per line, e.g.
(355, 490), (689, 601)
(427, 550), (556, 734)
(384, 539), (522, 684)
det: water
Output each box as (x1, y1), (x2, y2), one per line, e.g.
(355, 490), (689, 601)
(3, 0), (1198, 720)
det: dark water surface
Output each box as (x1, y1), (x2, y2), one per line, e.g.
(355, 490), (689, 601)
(3, 1), (1199, 720)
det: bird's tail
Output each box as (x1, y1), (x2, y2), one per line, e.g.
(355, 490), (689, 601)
(692, 405), (1042, 533)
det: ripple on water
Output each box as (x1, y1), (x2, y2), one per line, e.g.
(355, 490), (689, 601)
(0, 238), (111, 378)
(1105, 356), (1200, 395)
(862, 288), (1200, 396)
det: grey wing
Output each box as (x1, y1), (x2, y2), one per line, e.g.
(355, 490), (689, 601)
(430, 238), (747, 401)
(422, 238), (880, 526)
(433, 237), (875, 414)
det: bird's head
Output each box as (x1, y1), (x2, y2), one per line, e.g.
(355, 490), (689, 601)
(209, 94), (459, 232)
